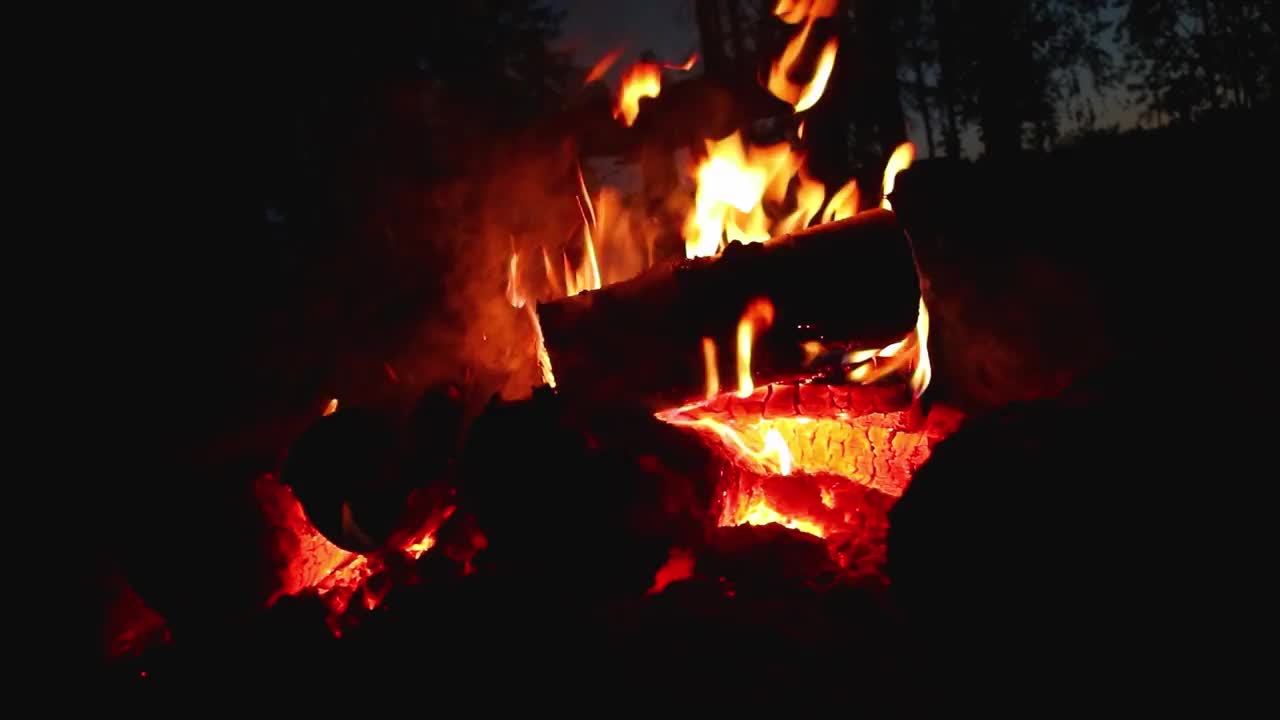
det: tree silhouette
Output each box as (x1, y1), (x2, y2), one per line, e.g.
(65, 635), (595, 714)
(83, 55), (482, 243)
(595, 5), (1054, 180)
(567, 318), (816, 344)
(896, 0), (1116, 158)
(1118, 0), (1278, 123)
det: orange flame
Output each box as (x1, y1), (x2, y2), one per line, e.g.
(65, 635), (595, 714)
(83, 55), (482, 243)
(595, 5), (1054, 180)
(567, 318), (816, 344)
(794, 38), (838, 112)
(664, 51), (699, 71)
(736, 298), (775, 398)
(505, 250), (525, 308)
(683, 132), (806, 258)
(322, 398), (339, 416)
(767, 0), (839, 112)
(584, 47), (624, 84)
(767, 17), (815, 108)
(775, 0), (838, 24)
(738, 500), (826, 537)
(614, 61), (661, 127)
(911, 297), (931, 399)
(822, 179), (859, 223)
(529, 305), (557, 389)
(762, 428), (793, 475)
(880, 142), (915, 210)
(702, 337), (720, 400)
(564, 168), (603, 297)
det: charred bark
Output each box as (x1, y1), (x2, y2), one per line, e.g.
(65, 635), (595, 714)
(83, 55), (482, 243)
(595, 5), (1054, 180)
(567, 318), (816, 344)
(537, 209), (920, 412)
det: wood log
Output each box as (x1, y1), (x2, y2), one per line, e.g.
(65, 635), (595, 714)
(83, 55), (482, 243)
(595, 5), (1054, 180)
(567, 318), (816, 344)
(536, 209), (920, 411)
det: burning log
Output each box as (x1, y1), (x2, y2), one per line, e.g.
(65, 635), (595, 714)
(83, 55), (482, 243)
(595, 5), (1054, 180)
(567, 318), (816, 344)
(537, 209), (920, 411)
(280, 384), (464, 553)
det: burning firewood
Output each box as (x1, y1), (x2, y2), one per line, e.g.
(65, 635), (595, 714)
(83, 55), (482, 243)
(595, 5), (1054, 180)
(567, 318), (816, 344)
(536, 208), (920, 412)
(280, 383), (465, 553)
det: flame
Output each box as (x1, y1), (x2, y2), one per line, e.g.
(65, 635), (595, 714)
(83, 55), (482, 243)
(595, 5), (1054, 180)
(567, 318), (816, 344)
(738, 500), (826, 537)
(775, 0), (838, 24)
(255, 474), (450, 635)
(794, 38), (838, 112)
(774, 165), (826, 236)
(655, 380), (952, 565)
(880, 142), (916, 210)
(797, 120), (805, 139)
(766, 0), (840, 112)
(911, 297), (931, 399)
(736, 298), (776, 398)
(762, 428), (793, 475)
(585, 47), (624, 84)
(647, 547), (695, 595)
(665, 51), (699, 71)
(322, 398), (338, 416)
(822, 179), (859, 223)
(838, 295), (932, 398)
(614, 61), (661, 127)
(505, 250), (525, 308)
(563, 168), (603, 297)
(702, 337), (720, 400)
(529, 305), (557, 389)
(683, 133), (807, 258)
(767, 17), (815, 108)
(541, 246), (562, 298)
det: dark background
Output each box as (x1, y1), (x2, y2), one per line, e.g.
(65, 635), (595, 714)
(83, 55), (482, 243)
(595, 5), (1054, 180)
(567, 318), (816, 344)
(95, 1), (1272, 699)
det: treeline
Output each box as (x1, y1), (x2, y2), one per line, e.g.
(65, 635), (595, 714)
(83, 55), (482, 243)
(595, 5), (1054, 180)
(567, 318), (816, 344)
(883, 0), (1278, 158)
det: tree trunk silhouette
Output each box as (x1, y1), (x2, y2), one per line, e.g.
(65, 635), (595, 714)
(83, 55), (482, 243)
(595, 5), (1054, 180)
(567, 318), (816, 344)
(974, 2), (1027, 159)
(912, 48), (937, 157)
(935, 0), (964, 158)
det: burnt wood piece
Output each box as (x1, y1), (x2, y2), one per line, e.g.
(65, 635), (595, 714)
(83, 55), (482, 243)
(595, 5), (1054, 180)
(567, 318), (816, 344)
(537, 209), (921, 412)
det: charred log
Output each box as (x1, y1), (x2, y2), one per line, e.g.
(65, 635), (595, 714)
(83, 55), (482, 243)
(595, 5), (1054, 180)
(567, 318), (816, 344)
(280, 384), (464, 552)
(537, 209), (920, 412)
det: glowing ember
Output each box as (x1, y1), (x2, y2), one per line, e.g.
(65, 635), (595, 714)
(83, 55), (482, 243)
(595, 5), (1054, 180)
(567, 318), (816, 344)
(657, 381), (944, 569)
(647, 547), (695, 595)
(322, 398), (339, 416)
(880, 142), (916, 210)
(255, 473), (450, 634)
(736, 298), (775, 398)
(737, 499), (826, 537)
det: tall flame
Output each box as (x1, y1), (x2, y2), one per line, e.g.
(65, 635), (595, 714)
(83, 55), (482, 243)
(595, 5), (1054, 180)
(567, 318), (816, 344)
(766, 0), (839, 112)
(880, 142), (916, 210)
(505, 250), (525, 308)
(736, 298), (776, 398)
(794, 38), (838, 112)
(911, 297), (931, 399)
(702, 337), (720, 400)
(614, 61), (661, 127)
(822, 179), (859, 223)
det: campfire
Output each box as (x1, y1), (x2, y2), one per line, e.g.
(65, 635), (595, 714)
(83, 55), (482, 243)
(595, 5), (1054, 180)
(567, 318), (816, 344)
(233, 0), (963, 638)
(111, 2), (974, 672)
